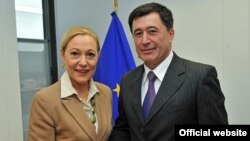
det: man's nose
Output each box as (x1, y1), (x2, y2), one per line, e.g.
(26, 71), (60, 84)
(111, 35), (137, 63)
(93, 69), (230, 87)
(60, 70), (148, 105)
(142, 33), (150, 45)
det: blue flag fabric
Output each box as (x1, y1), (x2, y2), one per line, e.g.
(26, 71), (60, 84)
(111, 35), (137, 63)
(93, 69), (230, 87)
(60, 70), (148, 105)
(93, 12), (136, 124)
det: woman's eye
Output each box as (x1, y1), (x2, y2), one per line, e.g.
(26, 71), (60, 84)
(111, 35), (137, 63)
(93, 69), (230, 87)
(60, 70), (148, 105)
(70, 52), (80, 58)
(86, 52), (96, 59)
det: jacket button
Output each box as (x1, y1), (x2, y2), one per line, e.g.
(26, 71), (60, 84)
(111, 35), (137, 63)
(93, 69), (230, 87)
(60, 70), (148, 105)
(140, 128), (145, 134)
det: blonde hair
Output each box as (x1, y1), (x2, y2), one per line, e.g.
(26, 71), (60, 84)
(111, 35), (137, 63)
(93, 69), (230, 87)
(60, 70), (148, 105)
(60, 26), (100, 54)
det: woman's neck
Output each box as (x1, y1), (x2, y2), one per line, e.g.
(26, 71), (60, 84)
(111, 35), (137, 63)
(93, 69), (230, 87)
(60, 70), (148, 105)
(71, 80), (89, 101)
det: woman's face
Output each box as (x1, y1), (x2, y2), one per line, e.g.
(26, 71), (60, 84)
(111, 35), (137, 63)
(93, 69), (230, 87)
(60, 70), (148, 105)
(62, 34), (99, 86)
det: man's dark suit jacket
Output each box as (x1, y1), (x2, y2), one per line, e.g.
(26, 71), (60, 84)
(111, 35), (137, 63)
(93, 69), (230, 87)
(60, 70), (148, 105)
(109, 53), (228, 141)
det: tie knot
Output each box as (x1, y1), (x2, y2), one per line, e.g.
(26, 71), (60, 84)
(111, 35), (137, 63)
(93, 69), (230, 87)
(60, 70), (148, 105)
(147, 71), (157, 82)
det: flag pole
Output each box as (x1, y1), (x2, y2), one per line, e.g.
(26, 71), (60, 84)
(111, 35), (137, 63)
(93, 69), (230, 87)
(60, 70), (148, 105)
(114, 0), (118, 14)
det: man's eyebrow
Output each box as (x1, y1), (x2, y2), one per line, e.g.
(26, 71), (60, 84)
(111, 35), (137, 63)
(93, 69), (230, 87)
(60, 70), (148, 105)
(133, 28), (141, 34)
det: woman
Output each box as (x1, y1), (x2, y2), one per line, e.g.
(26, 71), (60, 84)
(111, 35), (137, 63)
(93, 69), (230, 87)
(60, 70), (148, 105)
(28, 26), (112, 141)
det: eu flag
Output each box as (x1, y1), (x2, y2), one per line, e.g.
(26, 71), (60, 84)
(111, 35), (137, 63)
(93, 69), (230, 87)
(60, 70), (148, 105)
(93, 12), (136, 124)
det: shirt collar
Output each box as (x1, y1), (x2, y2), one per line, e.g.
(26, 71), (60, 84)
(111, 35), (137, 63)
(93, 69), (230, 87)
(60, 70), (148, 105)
(60, 71), (99, 102)
(143, 51), (173, 85)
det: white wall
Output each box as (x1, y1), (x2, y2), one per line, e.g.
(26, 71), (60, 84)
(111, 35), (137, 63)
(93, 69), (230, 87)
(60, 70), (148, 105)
(0, 0), (23, 140)
(54, 0), (250, 124)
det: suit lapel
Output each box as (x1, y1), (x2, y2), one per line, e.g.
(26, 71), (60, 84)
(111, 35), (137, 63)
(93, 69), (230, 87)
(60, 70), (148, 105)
(130, 66), (145, 123)
(146, 54), (186, 123)
(62, 95), (97, 141)
(95, 93), (108, 140)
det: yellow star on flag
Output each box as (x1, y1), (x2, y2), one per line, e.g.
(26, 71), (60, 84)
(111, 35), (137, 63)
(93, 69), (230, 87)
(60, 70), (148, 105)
(113, 83), (120, 97)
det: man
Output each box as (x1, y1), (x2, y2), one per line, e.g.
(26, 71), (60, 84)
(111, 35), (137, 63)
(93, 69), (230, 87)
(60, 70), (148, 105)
(109, 2), (228, 141)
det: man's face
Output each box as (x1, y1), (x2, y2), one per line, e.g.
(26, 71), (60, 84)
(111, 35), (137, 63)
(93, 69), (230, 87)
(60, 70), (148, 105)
(132, 12), (174, 69)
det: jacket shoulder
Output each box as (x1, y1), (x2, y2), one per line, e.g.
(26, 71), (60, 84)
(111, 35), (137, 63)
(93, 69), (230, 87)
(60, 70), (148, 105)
(94, 82), (112, 97)
(33, 81), (60, 103)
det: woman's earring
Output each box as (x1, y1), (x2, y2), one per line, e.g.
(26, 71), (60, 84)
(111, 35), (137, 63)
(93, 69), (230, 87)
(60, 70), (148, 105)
(62, 62), (66, 69)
